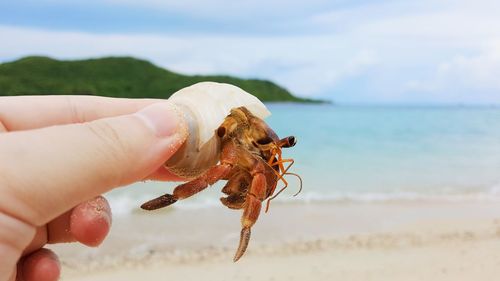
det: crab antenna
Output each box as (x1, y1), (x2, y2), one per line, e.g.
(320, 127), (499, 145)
(265, 159), (299, 212)
(265, 135), (302, 212)
(285, 172), (303, 196)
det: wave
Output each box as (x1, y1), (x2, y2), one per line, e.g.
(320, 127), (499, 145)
(289, 190), (500, 203)
(107, 183), (500, 216)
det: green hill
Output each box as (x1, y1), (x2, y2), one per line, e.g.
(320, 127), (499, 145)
(0, 56), (320, 102)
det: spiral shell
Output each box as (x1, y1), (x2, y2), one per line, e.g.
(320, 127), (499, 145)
(165, 82), (271, 179)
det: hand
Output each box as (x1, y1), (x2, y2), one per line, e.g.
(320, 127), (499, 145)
(0, 96), (187, 281)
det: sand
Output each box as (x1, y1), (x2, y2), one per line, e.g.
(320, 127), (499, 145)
(50, 201), (500, 281)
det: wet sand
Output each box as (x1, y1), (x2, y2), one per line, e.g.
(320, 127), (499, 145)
(51, 201), (500, 281)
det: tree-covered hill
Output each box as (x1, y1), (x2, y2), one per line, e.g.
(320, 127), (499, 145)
(0, 56), (320, 102)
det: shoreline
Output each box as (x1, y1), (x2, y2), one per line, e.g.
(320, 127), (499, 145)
(52, 201), (500, 280)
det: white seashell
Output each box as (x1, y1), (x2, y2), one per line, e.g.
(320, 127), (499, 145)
(165, 82), (271, 179)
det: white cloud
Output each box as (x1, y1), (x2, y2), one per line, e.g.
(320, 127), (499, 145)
(407, 42), (500, 103)
(0, 25), (380, 98)
(2, 0), (500, 103)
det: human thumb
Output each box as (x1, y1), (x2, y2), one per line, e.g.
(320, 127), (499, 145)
(0, 101), (187, 226)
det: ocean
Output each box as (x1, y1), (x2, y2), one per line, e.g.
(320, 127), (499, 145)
(106, 105), (500, 215)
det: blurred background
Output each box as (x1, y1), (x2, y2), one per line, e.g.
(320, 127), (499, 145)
(2, 0), (500, 104)
(2, 1), (500, 280)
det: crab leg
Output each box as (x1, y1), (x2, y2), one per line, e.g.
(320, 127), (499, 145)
(234, 161), (268, 262)
(141, 164), (231, 210)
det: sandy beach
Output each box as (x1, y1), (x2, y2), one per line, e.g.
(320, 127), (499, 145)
(49, 201), (500, 281)
(16, 100), (499, 281)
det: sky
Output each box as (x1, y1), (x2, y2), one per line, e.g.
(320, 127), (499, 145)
(1, 0), (500, 104)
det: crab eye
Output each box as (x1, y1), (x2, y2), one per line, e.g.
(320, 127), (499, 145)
(256, 137), (273, 145)
(217, 126), (226, 138)
(279, 136), (296, 148)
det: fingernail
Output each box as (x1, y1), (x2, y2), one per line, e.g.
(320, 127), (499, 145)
(89, 196), (112, 227)
(135, 102), (186, 138)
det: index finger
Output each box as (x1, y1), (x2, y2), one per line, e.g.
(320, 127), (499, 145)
(0, 95), (162, 131)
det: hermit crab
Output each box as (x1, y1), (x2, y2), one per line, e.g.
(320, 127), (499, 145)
(141, 82), (301, 262)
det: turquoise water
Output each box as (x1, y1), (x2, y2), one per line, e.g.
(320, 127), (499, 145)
(108, 105), (500, 213)
(268, 104), (500, 198)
